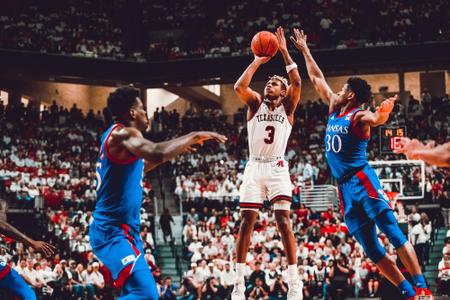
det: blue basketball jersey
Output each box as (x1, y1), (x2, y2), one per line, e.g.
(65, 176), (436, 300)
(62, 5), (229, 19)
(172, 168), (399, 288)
(325, 108), (369, 181)
(93, 123), (144, 228)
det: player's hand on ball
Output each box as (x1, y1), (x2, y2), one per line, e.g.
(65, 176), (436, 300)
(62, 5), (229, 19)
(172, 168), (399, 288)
(253, 55), (271, 65)
(377, 94), (397, 115)
(290, 28), (308, 53)
(393, 137), (425, 159)
(275, 26), (288, 53)
(31, 240), (56, 257)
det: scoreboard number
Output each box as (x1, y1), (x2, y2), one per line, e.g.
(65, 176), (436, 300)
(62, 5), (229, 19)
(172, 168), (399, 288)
(379, 126), (407, 154)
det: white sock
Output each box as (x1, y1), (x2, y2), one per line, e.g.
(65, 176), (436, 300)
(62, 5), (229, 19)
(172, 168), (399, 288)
(287, 264), (298, 282)
(236, 263), (246, 282)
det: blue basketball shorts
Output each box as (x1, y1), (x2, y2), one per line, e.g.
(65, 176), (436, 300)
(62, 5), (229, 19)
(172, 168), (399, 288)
(89, 221), (151, 289)
(338, 165), (394, 235)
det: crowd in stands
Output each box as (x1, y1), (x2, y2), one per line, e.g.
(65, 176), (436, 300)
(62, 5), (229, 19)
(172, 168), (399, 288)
(0, 88), (448, 299)
(0, 0), (125, 59)
(154, 91), (448, 298)
(167, 93), (449, 213)
(178, 202), (436, 299)
(1, 0), (449, 61)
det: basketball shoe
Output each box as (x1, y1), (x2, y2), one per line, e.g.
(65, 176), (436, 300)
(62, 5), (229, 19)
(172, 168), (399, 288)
(287, 278), (303, 300)
(231, 280), (246, 300)
(407, 287), (434, 300)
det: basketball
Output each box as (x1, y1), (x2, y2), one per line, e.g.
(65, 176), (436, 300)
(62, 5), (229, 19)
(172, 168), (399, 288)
(251, 31), (279, 57)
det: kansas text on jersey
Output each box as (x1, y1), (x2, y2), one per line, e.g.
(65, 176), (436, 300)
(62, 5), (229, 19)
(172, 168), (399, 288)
(325, 107), (369, 181)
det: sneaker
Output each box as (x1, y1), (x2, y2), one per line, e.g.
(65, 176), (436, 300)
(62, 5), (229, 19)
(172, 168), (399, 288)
(287, 279), (303, 300)
(407, 287), (434, 300)
(231, 281), (246, 300)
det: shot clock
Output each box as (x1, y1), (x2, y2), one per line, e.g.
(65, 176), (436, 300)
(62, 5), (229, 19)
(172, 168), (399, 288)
(379, 126), (407, 154)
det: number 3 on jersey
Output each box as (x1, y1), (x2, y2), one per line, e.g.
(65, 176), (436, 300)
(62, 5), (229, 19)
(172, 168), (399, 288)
(264, 126), (275, 144)
(325, 134), (342, 153)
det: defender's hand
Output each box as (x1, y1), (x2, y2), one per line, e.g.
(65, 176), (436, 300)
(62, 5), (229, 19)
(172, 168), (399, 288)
(290, 28), (309, 53)
(394, 137), (426, 159)
(377, 95), (397, 115)
(186, 132), (227, 152)
(30, 240), (56, 257)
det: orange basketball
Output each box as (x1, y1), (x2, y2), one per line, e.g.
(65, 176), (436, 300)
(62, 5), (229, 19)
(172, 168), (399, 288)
(251, 31), (279, 57)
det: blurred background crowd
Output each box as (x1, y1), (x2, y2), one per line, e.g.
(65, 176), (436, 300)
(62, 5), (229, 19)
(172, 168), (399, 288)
(0, 89), (448, 298)
(0, 0), (448, 61)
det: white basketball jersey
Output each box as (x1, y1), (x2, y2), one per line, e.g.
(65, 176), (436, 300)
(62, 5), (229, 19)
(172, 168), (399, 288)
(247, 102), (292, 157)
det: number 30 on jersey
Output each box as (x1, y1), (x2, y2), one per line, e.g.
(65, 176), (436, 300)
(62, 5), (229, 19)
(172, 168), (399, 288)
(325, 134), (342, 153)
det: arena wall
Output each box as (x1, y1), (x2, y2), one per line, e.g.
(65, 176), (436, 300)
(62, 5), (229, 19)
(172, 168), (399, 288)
(1, 80), (112, 112)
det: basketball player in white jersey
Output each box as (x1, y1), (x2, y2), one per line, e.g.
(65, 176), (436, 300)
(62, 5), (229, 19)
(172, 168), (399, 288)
(232, 27), (302, 300)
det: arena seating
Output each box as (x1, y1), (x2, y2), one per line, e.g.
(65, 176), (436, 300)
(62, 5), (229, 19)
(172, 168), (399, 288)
(0, 0), (448, 61)
(0, 91), (448, 299)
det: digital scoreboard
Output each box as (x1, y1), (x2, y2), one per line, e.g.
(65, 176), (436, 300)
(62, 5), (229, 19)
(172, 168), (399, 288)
(379, 126), (407, 154)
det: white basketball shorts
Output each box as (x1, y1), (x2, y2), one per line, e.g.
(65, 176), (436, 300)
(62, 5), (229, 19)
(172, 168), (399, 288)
(239, 159), (292, 210)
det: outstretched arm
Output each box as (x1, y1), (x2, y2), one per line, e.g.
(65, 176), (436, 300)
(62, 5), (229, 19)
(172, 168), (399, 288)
(234, 56), (271, 113)
(291, 29), (337, 112)
(355, 95), (397, 127)
(0, 219), (55, 256)
(275, 27), (301, 115)
(113, 128), (227, 171)
(394, 138), (450, 167)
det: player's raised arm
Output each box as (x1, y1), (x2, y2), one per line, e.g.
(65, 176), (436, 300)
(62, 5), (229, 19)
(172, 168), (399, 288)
(290, 29), (337, 111)
(394, 138), (450, 167)
(234, 56), (270, 112)
(114, 127), (227, 172)
(275, 26), (301, 115)
(356, 95), (397, 127)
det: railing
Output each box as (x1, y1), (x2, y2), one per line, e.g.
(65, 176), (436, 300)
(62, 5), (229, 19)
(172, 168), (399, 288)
(172, 242), (183, 283)
(300, 184), (338, 212)
(177, 185), (338, 212)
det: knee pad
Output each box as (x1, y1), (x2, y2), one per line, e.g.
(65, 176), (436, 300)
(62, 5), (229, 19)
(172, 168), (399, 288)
(273, 200), (291, 211)
(374, 210), (407, 249)
(353, 224), (386, 263)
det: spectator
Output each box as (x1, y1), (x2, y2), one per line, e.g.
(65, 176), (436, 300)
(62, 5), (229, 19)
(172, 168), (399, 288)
(367, 264), (382, 297)
(160, 276), (177, 300)
(178, 277), (196, 300)
(53, 263), (71, 298)
(249, 277), (269, 300)
(89, 262), (105, 298)
(249, 262), (267, 287)
(439, 255), (450, 296)
(160, 208), (175, 244)
(220, 261), (235, 296)
(268, 274), (288, 300)
(411, 212), (432, 268)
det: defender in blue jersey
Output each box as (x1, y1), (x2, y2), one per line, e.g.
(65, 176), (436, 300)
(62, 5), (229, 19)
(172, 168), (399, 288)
(292, 30), (433, 299)
(90, 87), (226, 300)
(0, 200), (55, 299)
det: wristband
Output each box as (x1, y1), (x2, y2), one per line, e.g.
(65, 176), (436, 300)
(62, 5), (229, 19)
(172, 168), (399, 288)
(286, 63), (298, 73)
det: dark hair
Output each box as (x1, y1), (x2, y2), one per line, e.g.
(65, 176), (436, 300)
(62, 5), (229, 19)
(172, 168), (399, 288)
(107, 86), (140, 117)
(347, 77), (371, 105)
